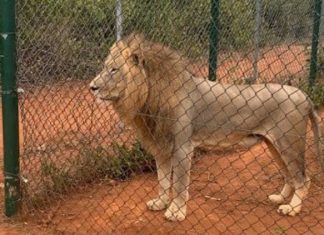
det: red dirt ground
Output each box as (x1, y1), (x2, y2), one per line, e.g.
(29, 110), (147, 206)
(193, 44), (308, 84)
(1, 44), (324, 234)
(18, 142), (324, 235)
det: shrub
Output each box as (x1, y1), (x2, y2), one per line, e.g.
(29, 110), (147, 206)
(17, 0), (313, 83)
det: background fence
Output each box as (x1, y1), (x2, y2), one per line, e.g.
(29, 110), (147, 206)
(1, 0), (324, 234)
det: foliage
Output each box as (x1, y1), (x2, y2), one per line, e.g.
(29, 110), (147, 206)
(38, 141), (155, 197)
(17, 0), (313, 83)
(303, 84), (324, 108)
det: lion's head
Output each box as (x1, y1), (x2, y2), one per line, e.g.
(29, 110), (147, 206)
(90, 32), (193, 120)
(90, 33), (149, 109)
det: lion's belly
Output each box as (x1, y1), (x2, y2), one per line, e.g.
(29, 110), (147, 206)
(191, 132), (262, 151)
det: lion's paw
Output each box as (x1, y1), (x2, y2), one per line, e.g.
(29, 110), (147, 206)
(277, 204), (299, 216)
(146, 198), (169, 211)
(268, 194), (285, 204)
(164, 203), (186, 222)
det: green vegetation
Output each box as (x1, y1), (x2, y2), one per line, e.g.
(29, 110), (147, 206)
(38, 141), (155, 196)
(17, 0), (313, 83)
(303, 83), (324, 108)
(302, 44), (324, 108)
(274, 225), (287, 235)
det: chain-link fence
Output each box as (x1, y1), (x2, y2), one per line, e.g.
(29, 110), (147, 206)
(1, 0), (324, 234)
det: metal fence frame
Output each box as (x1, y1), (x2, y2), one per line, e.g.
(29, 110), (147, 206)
(0, 0), (20, 217)
(0, 0), (323, 222)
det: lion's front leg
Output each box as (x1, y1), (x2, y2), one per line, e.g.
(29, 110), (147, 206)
(164, 142), (194, 222)
(147, 155), (171, 211)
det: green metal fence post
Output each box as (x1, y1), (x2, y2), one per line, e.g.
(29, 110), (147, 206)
(309, 0), (323, 86)
(208, 0), (220, 81)
(0, 0), (20, 217)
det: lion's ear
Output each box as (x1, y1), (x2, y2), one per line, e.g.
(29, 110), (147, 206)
(131, 53), (140, 65)
(125, 32), (146, 52)
(131, 53), (146, 68)
(132, 33), (145, 43)
(127, 32), (145, 46)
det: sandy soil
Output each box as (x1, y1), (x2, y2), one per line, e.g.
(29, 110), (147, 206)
(20, 143), (324, 235)
(193, 44), (308, 84)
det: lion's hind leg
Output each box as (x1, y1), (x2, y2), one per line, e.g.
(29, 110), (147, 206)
(265, 140), (293, 204)
(269, 183), (293, 204)
(277, 175), (311, 216)
(269, 137), (310, 216)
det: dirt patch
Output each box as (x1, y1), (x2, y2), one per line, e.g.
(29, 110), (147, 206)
(193, 44), (308, 84)
(20, 141), (324, 235)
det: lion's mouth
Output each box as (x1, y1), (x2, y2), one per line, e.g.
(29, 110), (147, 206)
(99, 96), (120, 101)
(91, 88), (121, 102)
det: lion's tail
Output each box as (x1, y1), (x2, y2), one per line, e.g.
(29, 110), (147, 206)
(309, 103), (324, 172)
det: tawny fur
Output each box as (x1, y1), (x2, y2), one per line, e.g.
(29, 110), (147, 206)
(90, 32), (323, 221)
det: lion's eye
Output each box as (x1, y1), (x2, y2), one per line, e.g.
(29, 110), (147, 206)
(110, 68), (118, 74)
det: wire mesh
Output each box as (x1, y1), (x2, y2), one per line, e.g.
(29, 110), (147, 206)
(6, 0), (324, 234)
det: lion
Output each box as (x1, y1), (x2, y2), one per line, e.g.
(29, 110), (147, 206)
(89, 33), (323, 222)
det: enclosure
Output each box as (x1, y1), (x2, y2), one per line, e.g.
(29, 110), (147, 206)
(1, 0), (324, 234)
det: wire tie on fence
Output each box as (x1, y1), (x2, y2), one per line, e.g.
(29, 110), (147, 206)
(4, 172), (27, 185)
(17, 87), (25, 94)
(1, 87), (24, 95)
(1, 90), (14, 95)
(0, 32), (15, 39)
(4, 175), (15, 180)
(3, 171), (19, 179)
(21, 175), (29, 184)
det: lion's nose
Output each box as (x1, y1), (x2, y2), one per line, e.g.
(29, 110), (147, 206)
(90, 85), (99, 92)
